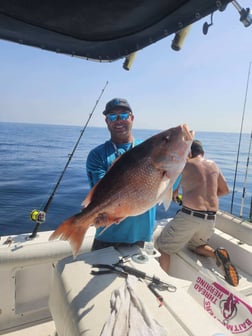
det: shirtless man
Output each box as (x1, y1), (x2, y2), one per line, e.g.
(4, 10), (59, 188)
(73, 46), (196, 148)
(155, 140), (239, 286)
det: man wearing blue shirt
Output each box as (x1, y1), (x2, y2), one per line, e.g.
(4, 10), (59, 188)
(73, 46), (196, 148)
(86, 97), (156, 250)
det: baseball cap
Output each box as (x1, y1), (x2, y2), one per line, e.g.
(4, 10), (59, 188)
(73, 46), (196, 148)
(103, 98), (132, 115)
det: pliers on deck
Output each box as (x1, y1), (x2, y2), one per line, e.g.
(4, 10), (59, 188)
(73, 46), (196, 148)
(91, 261), (176, 292)
(91, 263), (128, 277)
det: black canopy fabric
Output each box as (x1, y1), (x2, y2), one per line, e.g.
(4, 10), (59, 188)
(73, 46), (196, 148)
(0, 0), (232, 61)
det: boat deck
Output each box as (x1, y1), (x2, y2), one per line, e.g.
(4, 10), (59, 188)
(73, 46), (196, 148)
(1, 215), (252, 336)
(3, 320), (56, 336)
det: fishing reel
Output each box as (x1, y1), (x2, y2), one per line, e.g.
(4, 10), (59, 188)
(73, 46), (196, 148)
(176, 195), (183, 206)
(28, 210), (46, 239)
(30, 209), (46, 223)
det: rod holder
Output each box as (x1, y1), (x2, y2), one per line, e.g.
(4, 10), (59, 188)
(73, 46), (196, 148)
(171, 25), (191, 51)
(123, 52), (137, 70)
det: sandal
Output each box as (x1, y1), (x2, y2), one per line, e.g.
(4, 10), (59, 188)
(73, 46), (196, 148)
(214, 247), (239, 287)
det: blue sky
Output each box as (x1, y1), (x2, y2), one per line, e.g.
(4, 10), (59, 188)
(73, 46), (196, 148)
(0, 2), (252, 133)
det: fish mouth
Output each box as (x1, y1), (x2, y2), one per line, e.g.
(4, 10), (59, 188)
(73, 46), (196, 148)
(182, 124), (194, 141)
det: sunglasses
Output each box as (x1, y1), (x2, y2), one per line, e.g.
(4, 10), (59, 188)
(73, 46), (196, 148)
(107, 111), (131, 122)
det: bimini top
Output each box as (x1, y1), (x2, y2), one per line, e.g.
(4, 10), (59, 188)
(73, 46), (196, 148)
(0, 0), (235, 62)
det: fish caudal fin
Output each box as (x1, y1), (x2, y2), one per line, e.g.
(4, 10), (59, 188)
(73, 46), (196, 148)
(49, 214), (89, 257)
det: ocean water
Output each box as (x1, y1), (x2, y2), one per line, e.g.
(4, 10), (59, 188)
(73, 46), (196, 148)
(0, 122), (251, 236)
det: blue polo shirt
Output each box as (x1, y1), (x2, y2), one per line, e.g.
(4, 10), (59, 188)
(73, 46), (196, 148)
(173, 174), (182, 191)
(86, 139), (156, 243)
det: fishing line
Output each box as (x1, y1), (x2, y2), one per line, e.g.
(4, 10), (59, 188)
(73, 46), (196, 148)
(29, 80), (109, 238)
(240, 130), (252, 218)
(230, 61), (251, 214)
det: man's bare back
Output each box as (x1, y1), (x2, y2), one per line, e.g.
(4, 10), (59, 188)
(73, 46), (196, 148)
(181, 154), (229, 212)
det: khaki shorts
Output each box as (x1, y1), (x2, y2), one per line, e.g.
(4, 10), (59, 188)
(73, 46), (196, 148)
(155, 211), (215, 254)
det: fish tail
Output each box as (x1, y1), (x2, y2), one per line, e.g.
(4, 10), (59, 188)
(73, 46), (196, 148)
(49, 214), (90, 257)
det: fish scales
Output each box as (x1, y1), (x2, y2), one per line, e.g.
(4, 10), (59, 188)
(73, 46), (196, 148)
(49, 124), (193, 256)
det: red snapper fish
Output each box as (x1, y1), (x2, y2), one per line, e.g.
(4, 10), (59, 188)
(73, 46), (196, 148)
(49, 124), (193, 256)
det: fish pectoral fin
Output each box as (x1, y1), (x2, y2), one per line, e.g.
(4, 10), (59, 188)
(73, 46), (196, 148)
(162, 171), (171, 180)
(157, 175), (171, 209)
(94, 213), (125, 227)
(159, 187), (173, 211)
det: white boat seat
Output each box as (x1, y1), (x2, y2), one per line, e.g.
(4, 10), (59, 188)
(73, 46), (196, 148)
(154, 219), (252, 301)
(49, 246), (230, 336)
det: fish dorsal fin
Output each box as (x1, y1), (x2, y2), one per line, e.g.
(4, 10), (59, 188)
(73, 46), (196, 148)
(81, 181), (100, 208)
(82, 155), (122, 208)
(110, 155), (121, 166)
(82, 154), (122, 208)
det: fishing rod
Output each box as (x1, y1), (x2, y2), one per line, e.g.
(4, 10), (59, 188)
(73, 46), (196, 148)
(29, 81), (109, 238)
(240, 130), (252, 218)
(250, 196), (252, 222)
(230, 61), (251, 214)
